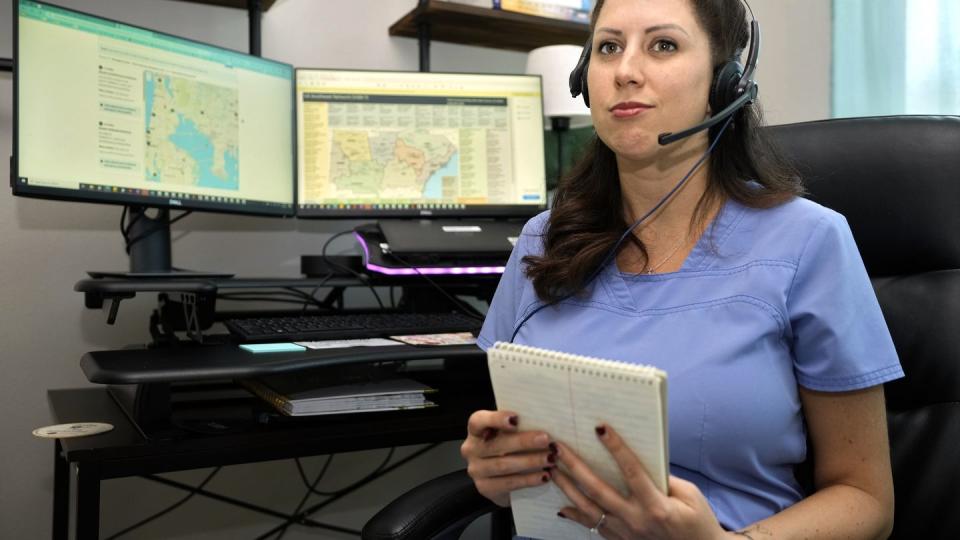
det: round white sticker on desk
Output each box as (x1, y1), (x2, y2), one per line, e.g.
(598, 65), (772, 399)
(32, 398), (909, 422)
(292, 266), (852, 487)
(32, 422), (114, 439)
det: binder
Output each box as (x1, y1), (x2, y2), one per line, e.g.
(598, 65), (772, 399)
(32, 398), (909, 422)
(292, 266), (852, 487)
(239, 369), (436, 416)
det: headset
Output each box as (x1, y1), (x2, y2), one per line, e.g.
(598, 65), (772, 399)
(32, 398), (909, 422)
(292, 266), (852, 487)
(507, 114), (733, 343)
(568, 0), (760, 145)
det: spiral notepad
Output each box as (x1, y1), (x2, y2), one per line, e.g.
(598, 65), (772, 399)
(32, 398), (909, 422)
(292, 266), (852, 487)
(487, 342), (669, 540)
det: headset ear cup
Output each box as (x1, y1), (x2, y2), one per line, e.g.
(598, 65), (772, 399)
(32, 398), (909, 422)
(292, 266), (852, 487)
(581, 68), (590, 108)
(569, 38), (592, 108)
(709, 61), (744, 112)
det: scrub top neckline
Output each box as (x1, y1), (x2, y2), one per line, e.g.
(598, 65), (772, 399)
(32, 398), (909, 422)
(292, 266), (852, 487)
(613, 197), (745, 279)
(596, 198), (747, 311)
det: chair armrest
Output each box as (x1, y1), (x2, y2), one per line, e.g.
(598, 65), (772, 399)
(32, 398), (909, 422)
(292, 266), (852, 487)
(362, 469), (499, 540)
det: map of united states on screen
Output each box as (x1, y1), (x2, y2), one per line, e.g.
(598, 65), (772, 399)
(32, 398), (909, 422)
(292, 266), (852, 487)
(330, 129), (458, 199)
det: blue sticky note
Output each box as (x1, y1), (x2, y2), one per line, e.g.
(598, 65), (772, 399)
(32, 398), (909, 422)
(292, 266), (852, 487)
(239, 343), (306, 353)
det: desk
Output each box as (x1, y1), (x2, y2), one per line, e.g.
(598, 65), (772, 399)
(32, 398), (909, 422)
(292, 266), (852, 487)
(61, 275), (495, 537)
(49, 354), (493, 539)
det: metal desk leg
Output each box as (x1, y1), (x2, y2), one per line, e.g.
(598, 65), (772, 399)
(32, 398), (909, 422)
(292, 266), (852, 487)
(75, 462), (101, 540)
(53, 440), (69, 540)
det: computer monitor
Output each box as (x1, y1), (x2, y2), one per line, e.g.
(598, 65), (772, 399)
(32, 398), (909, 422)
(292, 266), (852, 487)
(12, 0), (295, 275)
(295, 68), (547, 219)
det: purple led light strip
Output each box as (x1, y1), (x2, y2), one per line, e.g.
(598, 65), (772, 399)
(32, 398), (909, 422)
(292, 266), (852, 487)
(353, 231), (506, 276)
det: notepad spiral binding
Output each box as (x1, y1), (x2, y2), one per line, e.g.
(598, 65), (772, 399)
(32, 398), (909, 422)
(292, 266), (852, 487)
(491, 342), (665, 385)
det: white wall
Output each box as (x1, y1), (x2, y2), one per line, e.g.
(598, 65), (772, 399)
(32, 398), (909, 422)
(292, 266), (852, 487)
(0, 0), (831, 538)
(751, 0), (833, 123)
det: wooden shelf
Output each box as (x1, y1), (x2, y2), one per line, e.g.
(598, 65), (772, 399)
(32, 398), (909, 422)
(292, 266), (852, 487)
(389, 0), (590, 52)
(2, 0), (275, 70)
(164, 0), (278, 11)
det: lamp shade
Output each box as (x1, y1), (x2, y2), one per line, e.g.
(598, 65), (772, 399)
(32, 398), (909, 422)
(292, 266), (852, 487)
(526, 44), (593, 129)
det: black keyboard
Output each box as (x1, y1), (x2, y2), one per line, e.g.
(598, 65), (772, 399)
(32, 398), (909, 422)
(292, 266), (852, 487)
(224, 311), (482, 343)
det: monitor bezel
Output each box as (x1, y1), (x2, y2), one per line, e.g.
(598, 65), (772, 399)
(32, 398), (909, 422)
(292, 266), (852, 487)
(11, 0), (298, 218)
(294, 67), (548, 220)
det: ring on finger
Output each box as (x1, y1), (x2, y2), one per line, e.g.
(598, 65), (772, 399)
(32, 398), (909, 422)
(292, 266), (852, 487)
(589, 512), (606, 534)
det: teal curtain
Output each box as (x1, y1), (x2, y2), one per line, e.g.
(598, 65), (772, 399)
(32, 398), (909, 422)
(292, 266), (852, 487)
(832, 0), (959, 117)
(543, 127), (594, 191)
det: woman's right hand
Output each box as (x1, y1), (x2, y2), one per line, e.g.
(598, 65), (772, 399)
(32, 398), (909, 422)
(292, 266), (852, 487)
(460, 410), (556, 507)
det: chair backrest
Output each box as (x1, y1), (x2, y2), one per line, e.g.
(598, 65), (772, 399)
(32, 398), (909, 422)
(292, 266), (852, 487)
(766, 115), (960, 540)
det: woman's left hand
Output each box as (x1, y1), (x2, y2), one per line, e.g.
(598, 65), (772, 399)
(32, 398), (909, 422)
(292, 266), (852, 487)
(551, 424), (732, 540)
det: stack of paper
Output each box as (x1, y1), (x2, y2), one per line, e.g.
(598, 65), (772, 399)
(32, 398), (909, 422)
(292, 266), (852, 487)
(239, 368), (436, 416)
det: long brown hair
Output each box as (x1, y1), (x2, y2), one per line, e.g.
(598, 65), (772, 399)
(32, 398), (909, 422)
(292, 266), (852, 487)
(523, 0), (802, 302)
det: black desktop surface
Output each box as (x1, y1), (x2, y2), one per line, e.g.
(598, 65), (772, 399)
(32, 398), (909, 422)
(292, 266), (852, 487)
(81, 343), (485, 384)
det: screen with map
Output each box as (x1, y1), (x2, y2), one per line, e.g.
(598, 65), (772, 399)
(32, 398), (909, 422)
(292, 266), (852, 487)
(296, 69), (547, 218)
(13, 0), (295, 216)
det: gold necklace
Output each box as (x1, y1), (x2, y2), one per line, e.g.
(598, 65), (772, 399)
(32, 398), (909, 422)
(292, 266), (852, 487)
(643, 235), (688, 274)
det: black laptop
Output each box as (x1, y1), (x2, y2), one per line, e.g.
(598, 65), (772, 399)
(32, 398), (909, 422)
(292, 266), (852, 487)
(379, 220), (523, 256)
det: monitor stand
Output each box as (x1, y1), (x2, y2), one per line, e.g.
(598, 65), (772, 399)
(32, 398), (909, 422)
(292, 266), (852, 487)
(89, 206), (233, 279)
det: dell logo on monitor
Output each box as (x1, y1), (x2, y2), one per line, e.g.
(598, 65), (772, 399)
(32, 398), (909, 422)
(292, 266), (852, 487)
(169, 199), (182, 206)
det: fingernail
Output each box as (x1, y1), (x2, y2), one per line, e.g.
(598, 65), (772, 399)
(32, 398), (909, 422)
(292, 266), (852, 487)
(481, 428), (497, 441)
(541, 473), (549, 483)
(547, 452), (556, 464)
(508, 415), (518, 427)
(542, 466), (553, 472)
(557, 511), (567, 519)
(548, 442), (558, 453)
(595, 425), (606, 437)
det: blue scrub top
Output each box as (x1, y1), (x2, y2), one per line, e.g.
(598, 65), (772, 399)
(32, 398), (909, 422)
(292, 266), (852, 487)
(478, 196), (903, 531)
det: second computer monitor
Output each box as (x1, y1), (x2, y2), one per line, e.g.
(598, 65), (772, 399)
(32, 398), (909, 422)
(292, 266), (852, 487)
(295, 69), (547, 218)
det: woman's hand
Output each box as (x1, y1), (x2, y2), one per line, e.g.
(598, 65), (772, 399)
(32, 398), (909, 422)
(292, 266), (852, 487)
(460, 410), (555, 507)
(552, 424), (732, 540)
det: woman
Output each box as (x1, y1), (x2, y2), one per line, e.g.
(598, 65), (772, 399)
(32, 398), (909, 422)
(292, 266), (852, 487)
(462, 0), (903, 538)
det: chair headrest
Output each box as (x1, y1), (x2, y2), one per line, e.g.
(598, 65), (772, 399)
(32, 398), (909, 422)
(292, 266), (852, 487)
(765, 116), (960, 276)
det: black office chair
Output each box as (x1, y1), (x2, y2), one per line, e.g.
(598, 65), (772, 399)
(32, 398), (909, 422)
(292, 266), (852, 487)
(362, 116), (960, 540)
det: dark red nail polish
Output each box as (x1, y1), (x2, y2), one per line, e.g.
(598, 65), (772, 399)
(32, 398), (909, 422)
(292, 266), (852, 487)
(557, 511), (567, 519)
(508, 415), (518, 426)
(549, 442), (558, 453)
(595, 425), (606, 437)
(481, 428), (497, 441)
(541, 474), (549, 483)
(542, 466), (553, 472)
(547, 452), (556, 464)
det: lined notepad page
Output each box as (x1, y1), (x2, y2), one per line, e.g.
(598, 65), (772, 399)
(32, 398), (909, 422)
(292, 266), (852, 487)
(487, 342), (668, 540)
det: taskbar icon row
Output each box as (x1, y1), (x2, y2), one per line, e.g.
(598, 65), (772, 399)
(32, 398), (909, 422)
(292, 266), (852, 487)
(299, 202), (468, 210)
(78, 183), (275, 206)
